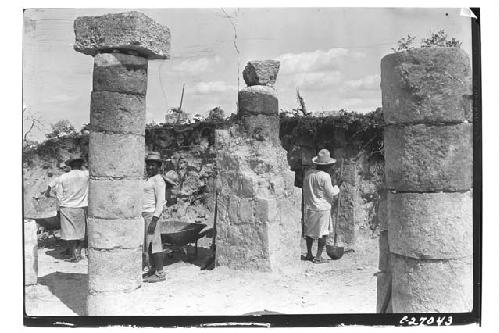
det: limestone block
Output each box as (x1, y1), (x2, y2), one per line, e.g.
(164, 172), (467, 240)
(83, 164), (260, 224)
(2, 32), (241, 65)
(388, 191), (472, 259)
(88, 179), (144, 219)
(384, 123), (472, 191)
(381, 47), (472, 124)
(238, 86), (278, 117)
(254, 196), (278, 224)
(88, 247), (142, 293)
(89, 132), (145, 178)
(240, 114), (280, 143)
(243, 60), (280, 87)
(88, 217), (144, 249)
(378, 191), (388, 231)
(238, 198), (254, 224)
(216, 221), (270, 270)
(391, 254), (473, 312)
(74, 11), (170, 59)
(268, 197), (301, 271)
(90, 91), (145, 134)
(24, 220), (38, 286)
(93, 53), (148, 95)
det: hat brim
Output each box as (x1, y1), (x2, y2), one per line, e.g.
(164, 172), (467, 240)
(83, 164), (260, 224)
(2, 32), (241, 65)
(312, 157), (336, 165)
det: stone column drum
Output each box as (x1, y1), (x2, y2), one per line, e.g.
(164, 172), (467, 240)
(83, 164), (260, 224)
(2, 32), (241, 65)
(215, 60), (301, 271)
(74, 11), (170, 315)
(381, 47), (473, 312)
(24, 219), (38, 286)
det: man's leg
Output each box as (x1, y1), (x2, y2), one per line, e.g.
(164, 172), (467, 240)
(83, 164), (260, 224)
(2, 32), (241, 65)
(66, 240), (78, 261)
(305, 236), (314, 260)
(315, 235), (327, 260)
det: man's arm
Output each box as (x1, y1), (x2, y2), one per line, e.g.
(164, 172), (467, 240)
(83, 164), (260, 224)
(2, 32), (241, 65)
(153, 176), (166, 219)
(323, 173), (340, 203)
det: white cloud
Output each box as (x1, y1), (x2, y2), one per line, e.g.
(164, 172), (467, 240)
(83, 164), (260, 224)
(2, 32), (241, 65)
(278, 48), (350, 74)
(280, 71), (342, 90)
(172, 56), (222, 75)
(191, 81), (237, 95)
(344, 74), (380, 90)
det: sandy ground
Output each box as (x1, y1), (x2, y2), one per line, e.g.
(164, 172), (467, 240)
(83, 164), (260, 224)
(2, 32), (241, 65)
(25, 235), (379, 316)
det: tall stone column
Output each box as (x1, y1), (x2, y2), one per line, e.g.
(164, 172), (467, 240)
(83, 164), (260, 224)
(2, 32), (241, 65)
(215, 60), (301, 271)
(381, 47), (473, 312)
(73, 11), (170, 315)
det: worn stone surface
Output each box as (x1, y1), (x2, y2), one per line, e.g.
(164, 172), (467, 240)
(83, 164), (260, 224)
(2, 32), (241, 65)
(88, 179), (144, 219)
(88, 217), (143, 249)
(74, 11), (170, 59)
(238, 86), (278, 117)
(215, 123), (301, 271)
(240, 114), (280, 144)
(24, 220), (38, 286)
(391, 254), (473, 312)
(384, 123), (472, 191)
(93, 53), (148, 95)
(89, 132), (145, 178)
(243, 60), (280, 87)
(381, 47), (472, 124)
(90, 91), (146, 134)
(377, 272), (392, 313)
(378, 230), (390, 271)
(388, 191), (472, 259)
(87, 291), (136, 316)
(88, 247), (142, 293)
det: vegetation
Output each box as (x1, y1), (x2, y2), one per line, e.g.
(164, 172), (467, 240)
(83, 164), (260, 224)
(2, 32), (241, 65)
(392, 29), (462, 52)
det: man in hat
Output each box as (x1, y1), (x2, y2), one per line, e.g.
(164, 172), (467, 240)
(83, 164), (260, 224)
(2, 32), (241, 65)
(53, 155), (89, 262)
(142, 152), (178, 283)
(302, 149), (339, 263)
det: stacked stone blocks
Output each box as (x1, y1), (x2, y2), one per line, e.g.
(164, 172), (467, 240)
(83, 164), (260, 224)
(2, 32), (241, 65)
(381, 47), (473, 312)
(216, 60), (301, 271)
(74, 11), (170, 315)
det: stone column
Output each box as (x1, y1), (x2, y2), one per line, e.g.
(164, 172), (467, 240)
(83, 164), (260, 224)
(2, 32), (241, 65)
(381, 47), (473, 312)
(24, 219), (38, 286)
(215, 60), (301, 271)
(73, 11), (170, 315)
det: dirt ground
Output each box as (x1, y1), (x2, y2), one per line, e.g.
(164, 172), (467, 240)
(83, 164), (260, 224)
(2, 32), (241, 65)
(25, 234), (379, 316)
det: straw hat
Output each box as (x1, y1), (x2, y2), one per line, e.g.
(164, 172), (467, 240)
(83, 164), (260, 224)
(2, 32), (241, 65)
(163, 170), (179, 186)
(145, 152), (163, 164)
(312, 149), (336, 165)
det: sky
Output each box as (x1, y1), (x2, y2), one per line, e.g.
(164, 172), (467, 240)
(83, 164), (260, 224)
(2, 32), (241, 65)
(23, 7), (472, 141)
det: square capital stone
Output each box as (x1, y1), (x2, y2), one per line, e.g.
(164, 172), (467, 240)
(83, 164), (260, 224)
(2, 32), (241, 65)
(74, 11), (170, 59)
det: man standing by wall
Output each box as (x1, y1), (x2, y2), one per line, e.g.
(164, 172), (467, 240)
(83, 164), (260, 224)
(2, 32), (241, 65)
(142, 152), (178, 283)
(54, 155), (89, 262)
(303, 149), (339, 263)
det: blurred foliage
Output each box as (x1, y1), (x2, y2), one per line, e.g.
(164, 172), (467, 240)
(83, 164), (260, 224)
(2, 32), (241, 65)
(279, 108), (384, 162)
(392, 30), (462, 53)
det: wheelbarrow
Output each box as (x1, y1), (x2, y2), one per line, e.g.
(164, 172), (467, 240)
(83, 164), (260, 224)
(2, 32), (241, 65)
(159, 220), (207, 257)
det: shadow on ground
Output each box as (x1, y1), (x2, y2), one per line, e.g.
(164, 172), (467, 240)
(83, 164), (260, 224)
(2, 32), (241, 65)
(38, 272), (87, 316)
(163, 245), (212, 268)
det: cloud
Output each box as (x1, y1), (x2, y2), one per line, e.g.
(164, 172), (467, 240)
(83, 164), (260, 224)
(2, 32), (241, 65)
(278, 48), (350, 74)
(344, 74), (380, 90)
(191, 81), (237, 95)
(172, 56), (222, 75)
(280, 71), (342, 90)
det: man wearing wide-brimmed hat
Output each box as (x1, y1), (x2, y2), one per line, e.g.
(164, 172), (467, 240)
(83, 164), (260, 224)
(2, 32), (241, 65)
(142, 152), (179, 283)
(302, 149), (339, 263)
(53, 154), (89, 262)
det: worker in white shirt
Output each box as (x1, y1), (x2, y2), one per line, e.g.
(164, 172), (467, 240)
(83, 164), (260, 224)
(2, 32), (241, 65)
(53, 155), (89, 263)
(142, 152), (178, 283)
(302, 149), (340, 263)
